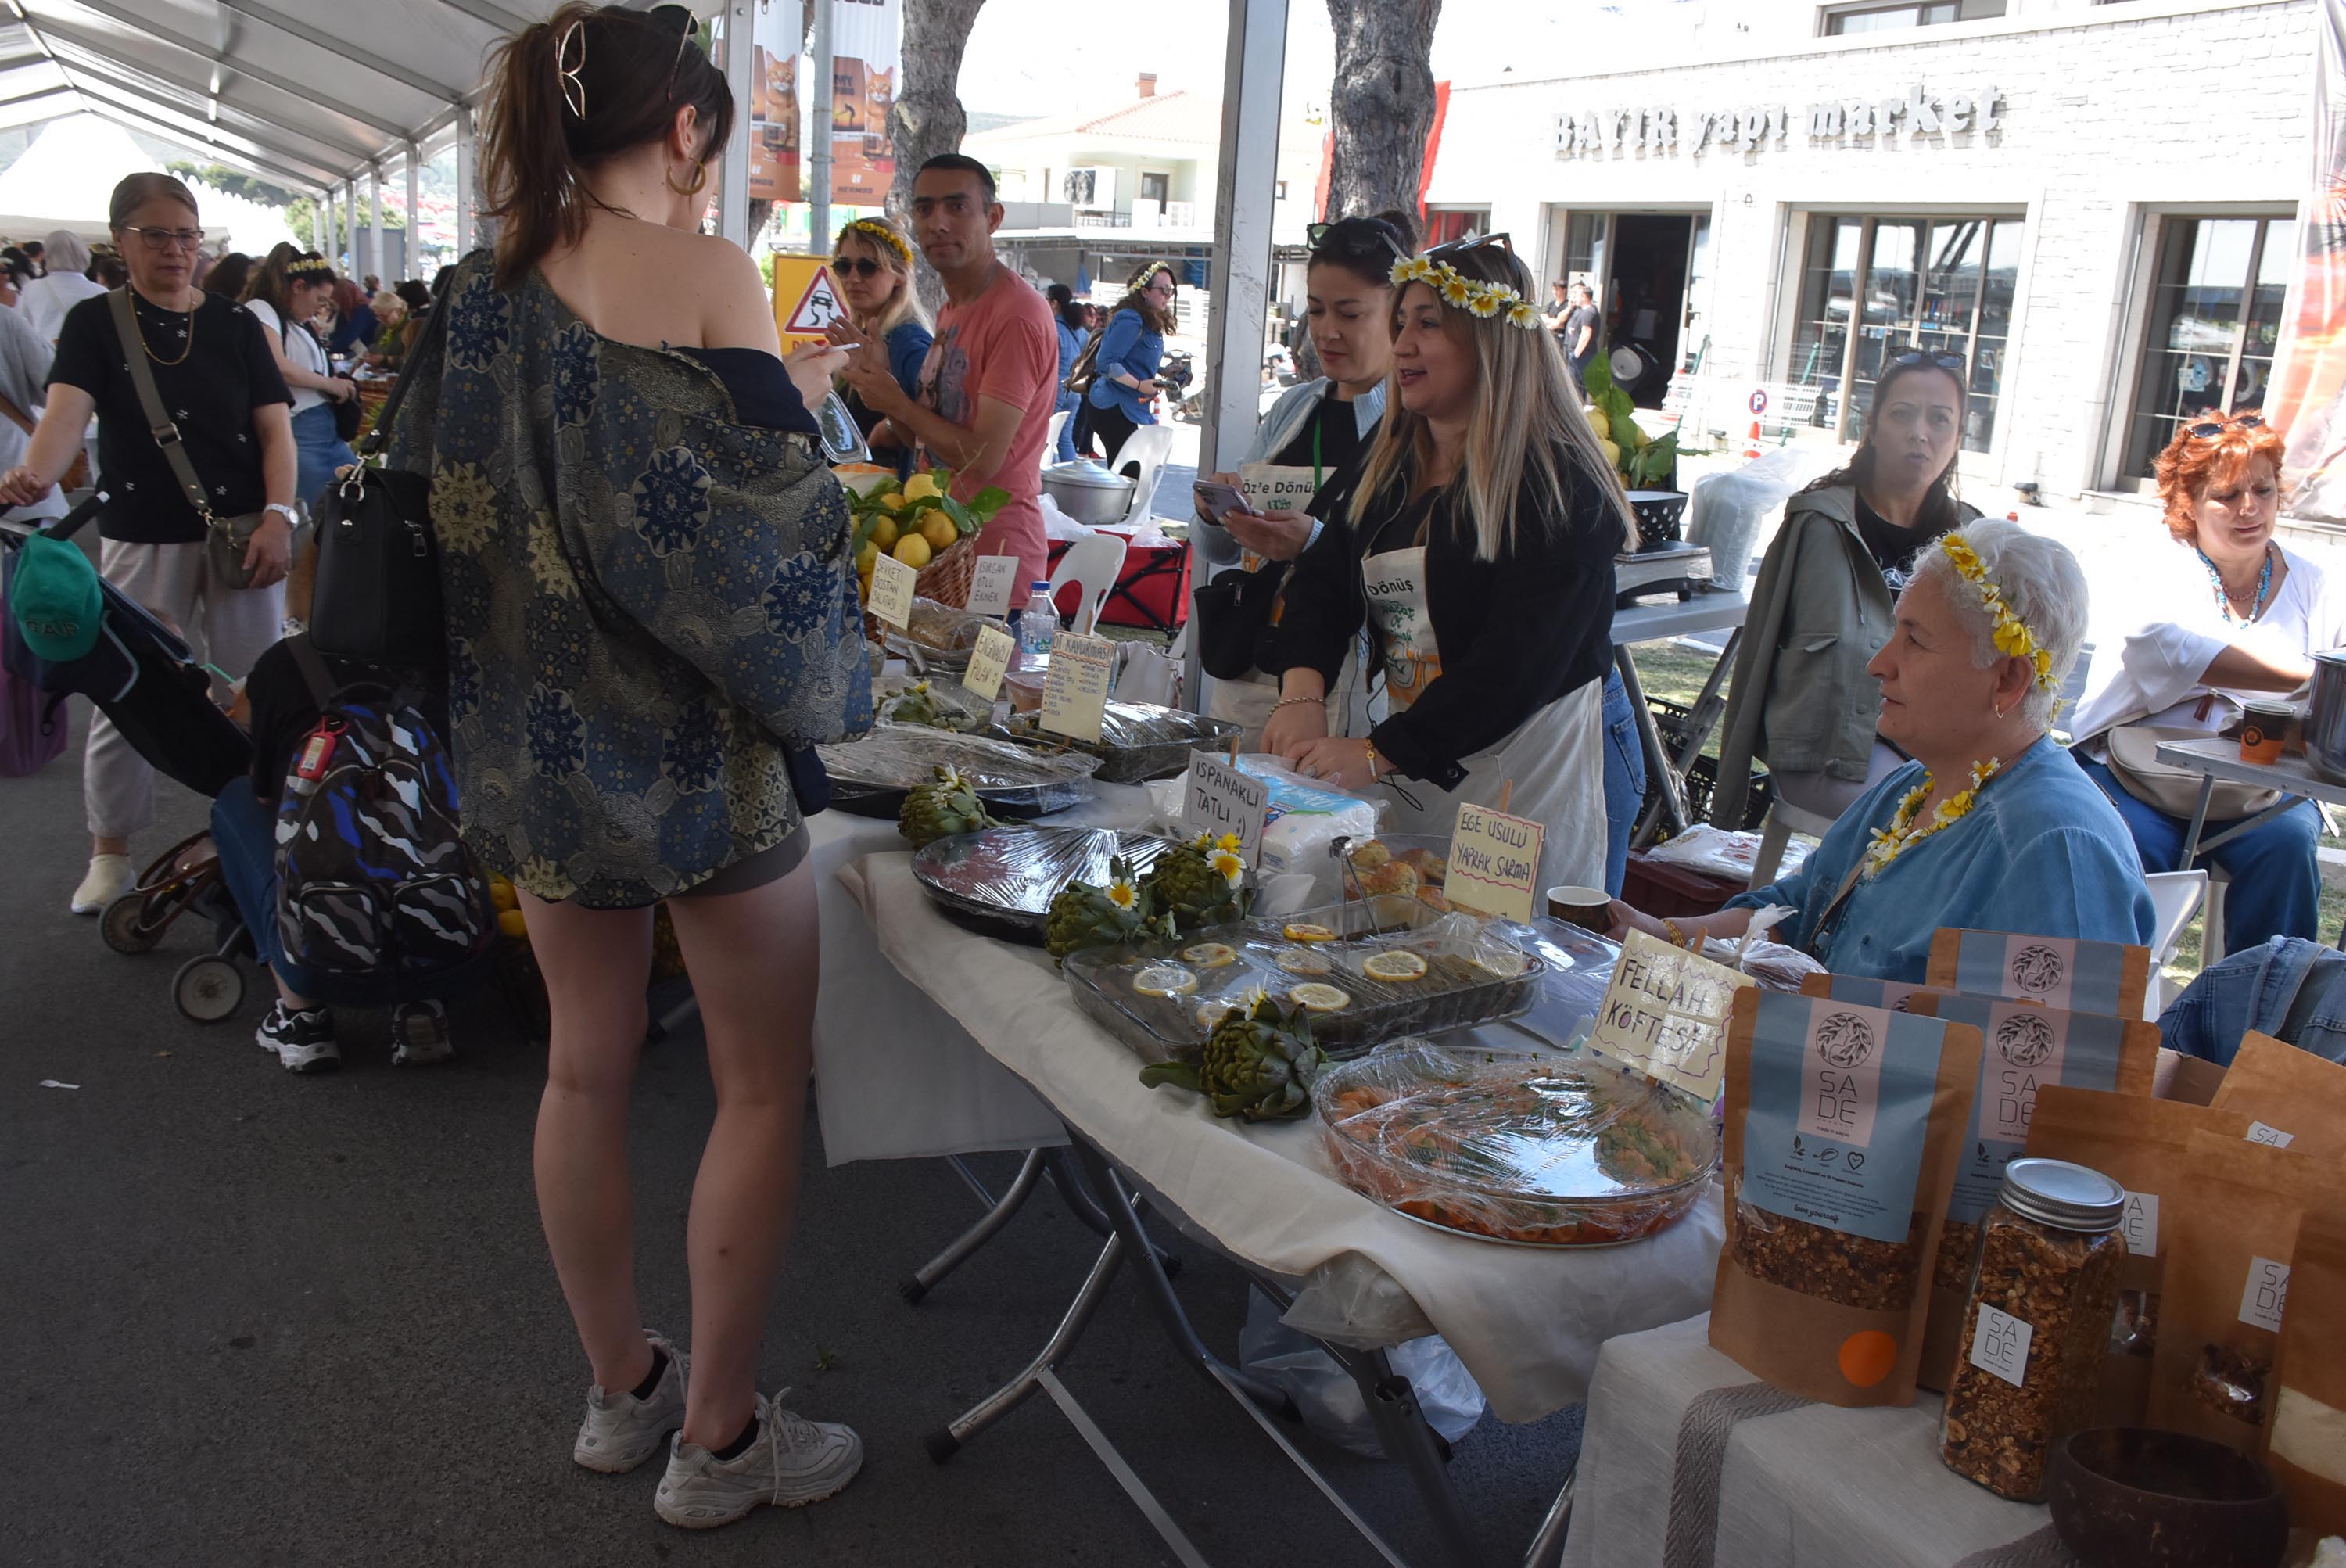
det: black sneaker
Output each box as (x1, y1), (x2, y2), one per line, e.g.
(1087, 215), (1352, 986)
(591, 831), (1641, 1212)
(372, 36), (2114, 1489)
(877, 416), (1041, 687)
(257, 1003), (339, 1074)
(390, 1000), (454, 1067)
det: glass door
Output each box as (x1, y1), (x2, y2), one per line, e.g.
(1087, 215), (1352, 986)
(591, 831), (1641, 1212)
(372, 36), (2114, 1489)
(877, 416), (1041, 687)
(2122, 216), (2296, 477)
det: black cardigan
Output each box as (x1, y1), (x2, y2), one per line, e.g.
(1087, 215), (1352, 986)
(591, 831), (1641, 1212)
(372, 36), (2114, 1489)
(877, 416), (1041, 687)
(1275, 452), (1620, 791)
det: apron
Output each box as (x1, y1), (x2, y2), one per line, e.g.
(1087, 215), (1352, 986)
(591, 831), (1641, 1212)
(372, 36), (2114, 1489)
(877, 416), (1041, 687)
(1360, 544), (1607, 894)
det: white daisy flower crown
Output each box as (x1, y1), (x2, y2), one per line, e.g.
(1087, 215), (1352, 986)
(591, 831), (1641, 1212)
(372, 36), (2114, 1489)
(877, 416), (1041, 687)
(1390, 254), (1544, 332)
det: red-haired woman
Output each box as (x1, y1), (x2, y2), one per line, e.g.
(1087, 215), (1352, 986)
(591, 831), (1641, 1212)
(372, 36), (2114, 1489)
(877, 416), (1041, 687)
(2070, 412), (2344, 951)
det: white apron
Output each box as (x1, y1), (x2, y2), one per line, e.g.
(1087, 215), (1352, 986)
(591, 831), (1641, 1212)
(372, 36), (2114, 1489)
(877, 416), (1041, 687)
(1360, 545), (1606, 894)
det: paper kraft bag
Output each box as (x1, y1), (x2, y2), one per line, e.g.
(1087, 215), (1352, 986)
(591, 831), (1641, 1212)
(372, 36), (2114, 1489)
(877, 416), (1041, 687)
(2209, 1032), (2346, 1161)
(2268, 1214), (2346, 1545)
(1926, 928), (2151, 1021)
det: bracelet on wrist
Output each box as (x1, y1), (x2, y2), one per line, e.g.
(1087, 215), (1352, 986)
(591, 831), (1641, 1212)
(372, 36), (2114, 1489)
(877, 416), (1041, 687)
(1663, 917), (1688, 948)
(1268, 694), (1322, 714)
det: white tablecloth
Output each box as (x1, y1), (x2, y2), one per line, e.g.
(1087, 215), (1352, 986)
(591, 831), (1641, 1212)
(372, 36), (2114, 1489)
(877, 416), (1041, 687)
(834, 849), (1727, 1424)
(1560, 1315), (2074, 1568)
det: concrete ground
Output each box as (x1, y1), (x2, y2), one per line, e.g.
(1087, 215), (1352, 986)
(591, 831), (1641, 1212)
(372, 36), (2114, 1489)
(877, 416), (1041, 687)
(0, 697), (1582, 1567)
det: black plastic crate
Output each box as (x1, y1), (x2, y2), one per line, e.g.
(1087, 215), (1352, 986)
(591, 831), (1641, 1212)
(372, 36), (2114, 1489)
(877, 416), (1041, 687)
(1641, 698), (1771, 831)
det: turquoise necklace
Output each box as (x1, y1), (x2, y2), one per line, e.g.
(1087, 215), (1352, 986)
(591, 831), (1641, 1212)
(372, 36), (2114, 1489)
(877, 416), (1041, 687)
(2198, 543), (2274, 625)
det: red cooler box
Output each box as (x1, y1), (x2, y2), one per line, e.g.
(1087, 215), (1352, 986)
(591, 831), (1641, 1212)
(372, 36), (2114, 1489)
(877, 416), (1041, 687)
(1042, 529), (1192, 634)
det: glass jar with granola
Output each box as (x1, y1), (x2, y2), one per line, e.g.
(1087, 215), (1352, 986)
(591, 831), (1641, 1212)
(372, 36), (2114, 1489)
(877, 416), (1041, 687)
(1939, 1157), (2127, 1502)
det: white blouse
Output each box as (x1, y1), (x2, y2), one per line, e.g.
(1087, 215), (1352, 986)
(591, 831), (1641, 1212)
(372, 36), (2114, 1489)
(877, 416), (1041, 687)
(2072, 540), (2346, 748)
(242, 297), (328, 415)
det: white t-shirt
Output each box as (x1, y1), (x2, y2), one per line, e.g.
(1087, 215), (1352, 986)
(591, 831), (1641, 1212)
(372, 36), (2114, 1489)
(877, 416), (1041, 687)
(18, 271), (106, 344)
(242, 298), (328, 415)
(2072, 540), (2346, 747)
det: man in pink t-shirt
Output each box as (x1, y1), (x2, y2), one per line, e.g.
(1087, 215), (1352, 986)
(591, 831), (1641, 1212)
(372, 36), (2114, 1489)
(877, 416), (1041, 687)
(839, 156), (1056, 607)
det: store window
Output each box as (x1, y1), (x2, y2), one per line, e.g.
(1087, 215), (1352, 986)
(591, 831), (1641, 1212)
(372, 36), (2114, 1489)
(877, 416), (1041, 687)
(2120, 215), (2295, 479)
(1140, 171), (1171, 206)
(1820, 0), (2005, 33)
(1423, 208), (1492, 247)
(1788, 213), (2021, 453)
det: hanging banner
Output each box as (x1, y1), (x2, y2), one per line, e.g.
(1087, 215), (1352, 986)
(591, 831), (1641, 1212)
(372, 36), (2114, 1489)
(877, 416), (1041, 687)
(748, 0), (804, 203)
(816, 0), (901, 209)
(2276, 0), (2346, 520)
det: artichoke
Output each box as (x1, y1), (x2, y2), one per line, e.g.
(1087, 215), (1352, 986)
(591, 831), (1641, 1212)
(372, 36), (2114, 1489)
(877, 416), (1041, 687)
(1045, 855), (1174, 960)
(899, 764), (1000, 849)
(1144, 832), (1250, 930)
(883, 681), (944, 728)
(1140, 993), (1328, 1121)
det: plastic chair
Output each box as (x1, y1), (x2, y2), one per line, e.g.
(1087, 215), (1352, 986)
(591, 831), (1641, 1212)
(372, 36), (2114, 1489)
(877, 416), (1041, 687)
(2143, 868), (2210, 1016)
(1047, 532), (1128, 637)
(1748, 798), (1838, 888)
(2050, 640), (2095, 745)
(1044, 411), (1069, 468)
(1105, 423), (1178, 529)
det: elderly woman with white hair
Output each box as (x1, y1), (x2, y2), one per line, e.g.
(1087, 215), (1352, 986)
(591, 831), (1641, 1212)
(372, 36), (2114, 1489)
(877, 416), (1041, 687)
(16, 228), (107, 343)
(1612, 518), (2155, 981)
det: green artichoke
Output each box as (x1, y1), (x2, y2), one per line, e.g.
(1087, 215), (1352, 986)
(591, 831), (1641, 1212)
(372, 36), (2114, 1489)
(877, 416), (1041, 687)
(899, 765), (999, 849)
(884, 681), (944, 728)
(1140, 994), (1327, 1121)
(1143, 832), (1249, 930)
(1045, 855), (1174, 960)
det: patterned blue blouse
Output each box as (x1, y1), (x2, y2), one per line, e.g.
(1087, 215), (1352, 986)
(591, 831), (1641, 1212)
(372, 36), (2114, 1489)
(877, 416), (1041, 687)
(386, 255), (872, 908)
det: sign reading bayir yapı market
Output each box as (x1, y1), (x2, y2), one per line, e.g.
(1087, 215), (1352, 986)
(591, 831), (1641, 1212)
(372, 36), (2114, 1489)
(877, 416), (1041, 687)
(1555, 84), (2004, 158)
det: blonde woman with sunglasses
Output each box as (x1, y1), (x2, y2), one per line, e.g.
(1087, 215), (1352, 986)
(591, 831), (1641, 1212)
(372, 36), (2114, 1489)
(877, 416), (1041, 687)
(830, 215), (931, 475)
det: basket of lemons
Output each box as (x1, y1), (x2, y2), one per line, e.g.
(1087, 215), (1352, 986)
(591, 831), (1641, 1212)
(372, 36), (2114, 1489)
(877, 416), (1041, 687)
(848, 468), (1011, 611)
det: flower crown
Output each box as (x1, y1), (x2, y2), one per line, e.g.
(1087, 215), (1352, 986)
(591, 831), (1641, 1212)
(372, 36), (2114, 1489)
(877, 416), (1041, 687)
(1389, 254), (1542, 332)
(848, 218), (912, 265)
(286, 258), (335, 282)
(1939, 535), (2057, 691)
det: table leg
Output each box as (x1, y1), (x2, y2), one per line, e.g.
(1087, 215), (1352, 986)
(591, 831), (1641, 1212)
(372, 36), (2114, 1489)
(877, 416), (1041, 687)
(1048, 1146), (1182, 1278)
(924, 1229), (1127, 1464)
(1617, 647), (1691, 848)
(900, 1148), (1046, 1305)
(2179, 774), (2216, 872)
(1519, 1471), (1576, 1568)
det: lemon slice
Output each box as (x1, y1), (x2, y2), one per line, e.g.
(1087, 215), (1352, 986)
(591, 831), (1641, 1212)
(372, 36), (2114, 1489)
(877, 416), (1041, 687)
(1288, 982), (1351, 1013)
(1132, 963), (1198, 998)
(1196, 999), (1239, 1031)
(1273, 947), (1332, 976)
(1473, 945), (1531, 979)
(1361, 949), (1428, 982)
(1282, 921), (1337, 943)
(1182, 942), (1238, 969)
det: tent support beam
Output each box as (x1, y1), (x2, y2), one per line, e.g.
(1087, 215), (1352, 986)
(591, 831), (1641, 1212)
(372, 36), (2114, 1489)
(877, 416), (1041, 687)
(38, 27), (378, 163)
(62, 0), (412, 139)
(214, 0), (465, 102)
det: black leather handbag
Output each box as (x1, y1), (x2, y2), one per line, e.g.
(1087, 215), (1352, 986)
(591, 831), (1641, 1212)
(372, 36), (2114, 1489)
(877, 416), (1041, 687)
(307, 271), (457, 668)
(1190, 558), (1288, 681)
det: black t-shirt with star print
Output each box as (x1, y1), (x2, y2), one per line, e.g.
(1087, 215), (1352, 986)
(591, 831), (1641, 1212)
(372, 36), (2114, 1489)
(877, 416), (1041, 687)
(48, 287), (292, 544)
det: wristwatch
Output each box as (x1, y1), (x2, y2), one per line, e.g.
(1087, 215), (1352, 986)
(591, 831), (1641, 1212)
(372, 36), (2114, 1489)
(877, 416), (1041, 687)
(264, 503), (300, 526)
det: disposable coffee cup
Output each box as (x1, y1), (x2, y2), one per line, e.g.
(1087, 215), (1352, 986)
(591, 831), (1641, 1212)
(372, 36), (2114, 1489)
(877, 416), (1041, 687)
(1546, 884), (1612, 934)
(2240, 701), (2292, 765)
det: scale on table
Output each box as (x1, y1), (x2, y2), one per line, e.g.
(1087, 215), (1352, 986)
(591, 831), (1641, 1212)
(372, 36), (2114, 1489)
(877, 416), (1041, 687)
(1614, 541), (1713, 607)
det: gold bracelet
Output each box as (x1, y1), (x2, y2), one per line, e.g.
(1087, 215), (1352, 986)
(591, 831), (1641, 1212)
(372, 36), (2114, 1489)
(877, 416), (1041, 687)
(1663, 917), (1688, 948)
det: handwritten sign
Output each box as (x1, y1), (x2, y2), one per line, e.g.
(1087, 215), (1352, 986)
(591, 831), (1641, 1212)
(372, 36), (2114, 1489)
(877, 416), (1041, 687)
(867, 551), (917, 630)
(1183, 752), (1268, 868)
(1444, 801), (1544, 922)
(1588, 928), (1752, 1103)
(967, 554), (1019, 619)
(1238, 462), (1320, 516)
(961, 623), (1015, 701)
(1039, 630), (1115, 743)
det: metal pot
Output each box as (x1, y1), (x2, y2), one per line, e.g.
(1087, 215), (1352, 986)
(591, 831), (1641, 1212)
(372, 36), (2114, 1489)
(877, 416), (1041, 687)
(1042, 459), (1136, 526)
(2307, 649), (2346, 782)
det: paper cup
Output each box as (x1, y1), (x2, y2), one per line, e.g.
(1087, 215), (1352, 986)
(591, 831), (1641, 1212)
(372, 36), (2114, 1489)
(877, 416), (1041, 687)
(1546, 884), (1612, 933)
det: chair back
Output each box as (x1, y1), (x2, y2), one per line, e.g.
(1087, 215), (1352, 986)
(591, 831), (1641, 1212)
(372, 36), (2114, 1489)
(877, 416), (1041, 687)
(2143, 867), (2209, 1015)
(1104, 423), (1177, 530)
(1048, 532), (1129, 637)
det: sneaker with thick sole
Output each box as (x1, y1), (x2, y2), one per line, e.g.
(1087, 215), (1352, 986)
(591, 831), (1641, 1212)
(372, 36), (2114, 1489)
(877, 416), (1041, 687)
(390, 1000), (455, 1067)
(574, 1332), (688, 1473)
(71, 854), (132, 916)
(256, 1003), (340, 1074)
(654, 1391), (863, 1529)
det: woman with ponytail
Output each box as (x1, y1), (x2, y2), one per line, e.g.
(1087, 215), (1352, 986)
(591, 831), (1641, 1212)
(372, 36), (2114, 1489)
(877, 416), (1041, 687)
(241, 244), (356, 508)
(384, 2), (868, 1529)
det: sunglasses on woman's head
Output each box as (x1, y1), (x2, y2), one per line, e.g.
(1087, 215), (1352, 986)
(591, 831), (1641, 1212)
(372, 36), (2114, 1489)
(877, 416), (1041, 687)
(647, 3), (705, 100)
(1307, 217), (1407, 250)
(1888, 349), (1966, 372)
(2186, 414), (2265, 439)
(1426, 232), (1514, 260)
(832, 256), (884, 278)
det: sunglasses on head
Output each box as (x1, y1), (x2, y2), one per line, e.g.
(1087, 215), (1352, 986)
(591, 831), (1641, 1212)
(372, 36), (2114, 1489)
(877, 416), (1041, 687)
(2186, 414), (2265, 440)
(833, 256), (884, 278)
(647, 4), (705, 99)
(1888, 349), (1966, 372)
(1308, 216), (1407, 250)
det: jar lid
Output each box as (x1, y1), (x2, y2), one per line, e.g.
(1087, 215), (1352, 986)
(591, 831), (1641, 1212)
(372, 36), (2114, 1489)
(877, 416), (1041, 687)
(1999, 1157), (2126, 1232)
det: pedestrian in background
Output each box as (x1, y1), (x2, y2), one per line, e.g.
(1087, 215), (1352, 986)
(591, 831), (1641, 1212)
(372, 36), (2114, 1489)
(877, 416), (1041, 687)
(1045, 280), (1087, 465)
(1083, 260), (1175, 467)
(18, 228), (106, 343)
(1561, 280), (1600, 394)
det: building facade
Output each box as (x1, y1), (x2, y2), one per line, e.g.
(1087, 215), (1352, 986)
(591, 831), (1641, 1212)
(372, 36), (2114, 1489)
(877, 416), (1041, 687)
(1422, 0), (2315, 501)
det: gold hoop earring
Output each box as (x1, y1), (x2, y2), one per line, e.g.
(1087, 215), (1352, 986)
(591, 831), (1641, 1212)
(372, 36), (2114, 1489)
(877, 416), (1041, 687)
(665, 159), (707, 196)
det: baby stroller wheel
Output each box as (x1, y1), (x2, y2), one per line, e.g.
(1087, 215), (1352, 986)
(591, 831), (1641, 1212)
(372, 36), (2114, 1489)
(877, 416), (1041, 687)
(173, 955), (245, 1023)
(101, 893), (164, 955)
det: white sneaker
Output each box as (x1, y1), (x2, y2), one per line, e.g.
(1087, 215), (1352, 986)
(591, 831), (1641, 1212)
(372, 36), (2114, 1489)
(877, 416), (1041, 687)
(574, 1332), (687, 1473)
(71, 854), (132, 915)
(389, 1001), (455, 1067)
(654, 1390), (863, 1529)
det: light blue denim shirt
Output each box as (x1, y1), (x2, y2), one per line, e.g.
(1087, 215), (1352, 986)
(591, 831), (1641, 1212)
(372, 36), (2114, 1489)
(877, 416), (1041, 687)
(1727, 735), (2156, 983)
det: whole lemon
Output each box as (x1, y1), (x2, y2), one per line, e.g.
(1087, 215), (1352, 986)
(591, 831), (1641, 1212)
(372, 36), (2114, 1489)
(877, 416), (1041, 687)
(878, 490), (906, 509)
(868, 515), (899, 551)
(497, 909), (529, 940)
(920, 513), (959, 551)
(892, 533), (932, 569)
(856, 540), (880, 575)
(902, 472), (942, 503)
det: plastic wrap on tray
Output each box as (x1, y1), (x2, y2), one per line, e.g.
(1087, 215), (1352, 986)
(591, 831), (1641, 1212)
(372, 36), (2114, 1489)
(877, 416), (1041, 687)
(1062, 895), (1544, 1062)
(1508, 917), (1622, 1050)
(883, 597), (1006, 673)
(913, 826), (1174, 942)
(817, 723), (1100, 813)
(875, 671), (995, 733)
(994, 702), (1243, 783)
(1311, 1041), (1720, 1247)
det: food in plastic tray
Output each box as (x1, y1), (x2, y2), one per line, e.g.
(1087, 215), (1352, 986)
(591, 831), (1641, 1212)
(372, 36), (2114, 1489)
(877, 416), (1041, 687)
(819, 723), (1099, 816)
(1311, 1041), (1720, 1247)
(1344, 835), (1458, 912)
(913, 825), (1175, 944)
(1062, 895), (1544, 1062)
(875, 671), (994, 733)
(995, 702), (1243, 783)
(884, 597), (1010, 673)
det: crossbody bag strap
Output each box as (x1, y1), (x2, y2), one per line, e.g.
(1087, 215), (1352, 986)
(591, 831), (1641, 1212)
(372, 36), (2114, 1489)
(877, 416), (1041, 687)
(352, 263), (462, 461)
(109, 288), (216, 529)
(285, 630), (340, 709)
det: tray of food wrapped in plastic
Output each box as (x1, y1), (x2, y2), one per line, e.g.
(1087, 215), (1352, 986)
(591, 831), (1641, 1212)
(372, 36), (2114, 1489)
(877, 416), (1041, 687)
(884, 597), (1010, 673)
(1062, 895), (1544, 1064)
(873, 672), (995, 734)
(819, 725), (1099, 819)
(990, 701), (1243, 784)
(913, 826), (1176, 944)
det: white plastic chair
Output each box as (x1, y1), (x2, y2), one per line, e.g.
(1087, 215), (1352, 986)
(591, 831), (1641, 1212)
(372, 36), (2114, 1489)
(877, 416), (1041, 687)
(2143, 868), (2210, 1016)
(1105, 422), (1178, 530)
(1749, 798), (1838, 888)
(1047, 531), (1128, 637)
(1044, 410), (1069, 468)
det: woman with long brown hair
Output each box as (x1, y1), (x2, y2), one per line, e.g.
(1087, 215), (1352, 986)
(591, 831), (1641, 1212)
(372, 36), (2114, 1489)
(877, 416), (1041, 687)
(385, 1), (868, 1529)
(1082, 258), (1177, 464)
(240, 244), (357, 509)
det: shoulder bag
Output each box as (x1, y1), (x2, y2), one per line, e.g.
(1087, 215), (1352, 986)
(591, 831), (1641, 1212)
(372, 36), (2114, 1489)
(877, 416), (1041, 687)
(110, 289), (276, 590)
(305, 267), (459, 668)
(2102, 719), (2282, 820)
(1063, 328), (1103, 400)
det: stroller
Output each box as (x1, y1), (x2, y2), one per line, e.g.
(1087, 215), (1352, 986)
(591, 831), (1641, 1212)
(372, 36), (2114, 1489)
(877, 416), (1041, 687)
(98, 831), (256, 1021)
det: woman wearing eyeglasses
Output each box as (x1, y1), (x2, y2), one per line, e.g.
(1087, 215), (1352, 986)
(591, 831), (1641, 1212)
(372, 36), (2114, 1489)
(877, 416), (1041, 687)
(830, 215), (931, 477)
(382, 2), (868, 1529)
(0, 174), (297, 919)
(2068, 413), (2344, 953)
(1712, 349), (1982, 830)
(1084, 260), (1177, 466)
(1265, 237), (1634, 893)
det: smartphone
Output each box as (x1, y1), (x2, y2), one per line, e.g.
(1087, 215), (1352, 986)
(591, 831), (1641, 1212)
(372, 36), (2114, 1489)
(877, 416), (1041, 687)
(1192, 479), (1254, 523)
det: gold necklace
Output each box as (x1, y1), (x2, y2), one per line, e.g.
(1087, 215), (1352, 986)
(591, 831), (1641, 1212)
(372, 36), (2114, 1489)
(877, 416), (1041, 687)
(127, 289), (196, 368)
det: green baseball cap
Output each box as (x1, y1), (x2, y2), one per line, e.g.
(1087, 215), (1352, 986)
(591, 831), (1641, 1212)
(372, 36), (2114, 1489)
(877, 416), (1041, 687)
(8, 532), (102, 662)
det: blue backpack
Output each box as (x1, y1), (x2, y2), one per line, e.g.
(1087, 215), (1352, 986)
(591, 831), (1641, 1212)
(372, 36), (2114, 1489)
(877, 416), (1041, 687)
(273, 637), (493, 977)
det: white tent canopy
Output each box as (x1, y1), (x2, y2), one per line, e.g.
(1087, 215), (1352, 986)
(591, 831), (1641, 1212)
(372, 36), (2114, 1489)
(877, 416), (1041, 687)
(0, 113), (295, 252)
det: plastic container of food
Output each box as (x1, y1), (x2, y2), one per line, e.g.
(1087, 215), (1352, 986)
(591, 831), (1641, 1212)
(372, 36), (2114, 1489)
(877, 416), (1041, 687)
(818, 724), (1100, 819)
(1311, 1040), (1720, 1247)
(992, 701), (1243, 784)
(1062, 895), (1544, 1062)
(884, 597), (1010, 673)
(912, 826), (1175, 944)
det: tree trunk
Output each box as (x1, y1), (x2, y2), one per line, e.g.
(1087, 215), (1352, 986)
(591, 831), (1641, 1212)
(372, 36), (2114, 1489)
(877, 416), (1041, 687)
(1323, 0), (1441, 229)
(888, 0), (990, 310)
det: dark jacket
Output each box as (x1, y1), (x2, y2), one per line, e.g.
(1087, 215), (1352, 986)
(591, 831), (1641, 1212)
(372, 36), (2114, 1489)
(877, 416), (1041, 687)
(1276, 450), (1621, 790)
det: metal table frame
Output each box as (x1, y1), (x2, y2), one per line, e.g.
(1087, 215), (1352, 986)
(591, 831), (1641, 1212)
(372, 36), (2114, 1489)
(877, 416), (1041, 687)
(1610, 590), (1750, 847)
(2155, 736), (2346, 949)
